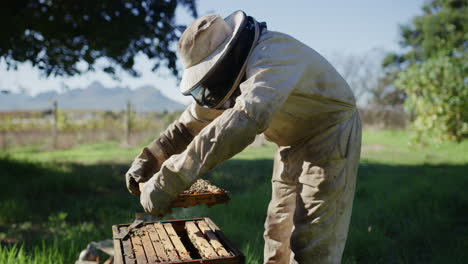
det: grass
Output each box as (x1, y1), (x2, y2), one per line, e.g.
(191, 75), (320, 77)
(0, 129), (467, 263)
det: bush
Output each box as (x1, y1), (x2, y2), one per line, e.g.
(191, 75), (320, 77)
(395, 54), (467, 142)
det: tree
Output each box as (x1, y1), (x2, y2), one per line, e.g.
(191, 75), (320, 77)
(384, 0), (467, 142)
(395, 55), (467, 142)
(0, 0), (197, 77)
(383, 0), (467, 68)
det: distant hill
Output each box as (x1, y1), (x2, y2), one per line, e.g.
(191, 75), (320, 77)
(0, 81), (186, 112)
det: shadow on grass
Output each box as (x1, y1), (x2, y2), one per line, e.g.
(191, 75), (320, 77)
(346, 162), (468, 264)
(0, 156), (467, 263)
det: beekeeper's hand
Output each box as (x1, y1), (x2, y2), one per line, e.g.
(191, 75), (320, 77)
(125, 157), (152, 196)
(125, 159), (143, 196)
(139, 172), (175, 217)
(125, 118), (197, 196)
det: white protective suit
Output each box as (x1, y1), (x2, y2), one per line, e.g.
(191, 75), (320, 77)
(128, 29), (361, 263)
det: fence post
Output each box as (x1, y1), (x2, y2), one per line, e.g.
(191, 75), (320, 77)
(52, 100), (58, 149)
(124, 101), (131, 146)
(1, 130), (6, 150)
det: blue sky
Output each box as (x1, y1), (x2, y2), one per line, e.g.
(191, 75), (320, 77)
(0, 0), (424, 103)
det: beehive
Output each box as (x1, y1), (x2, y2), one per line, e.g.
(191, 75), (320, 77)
(112, 218), (244, 264)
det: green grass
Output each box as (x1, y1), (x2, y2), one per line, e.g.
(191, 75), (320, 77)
(362, 129), (468, 165)
(3, 141), (140, 163)
(0, 129), (467, 263)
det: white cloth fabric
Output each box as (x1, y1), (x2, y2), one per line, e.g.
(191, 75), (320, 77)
(139, 29), (361, 263)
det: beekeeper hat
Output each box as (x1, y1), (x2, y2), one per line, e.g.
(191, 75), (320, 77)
(177, 10), (248, 94)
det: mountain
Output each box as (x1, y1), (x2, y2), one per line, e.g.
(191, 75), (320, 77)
(0, 81), (186, 112)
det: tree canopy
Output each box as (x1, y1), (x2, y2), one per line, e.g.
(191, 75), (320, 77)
(0, 0), (197, 77)
(383, 0), (467, 68)
(385, 0), (467, 142)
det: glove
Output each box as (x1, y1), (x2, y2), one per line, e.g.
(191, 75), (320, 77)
(126, 120), (194, 196)
(139, 172), (176, 217)
(125, 148), (158, 195)
(125, 158), (147, 195)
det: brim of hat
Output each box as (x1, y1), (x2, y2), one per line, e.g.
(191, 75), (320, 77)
(179, 10), (247, 95)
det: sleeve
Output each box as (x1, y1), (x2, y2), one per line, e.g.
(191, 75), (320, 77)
(143, 103), (220, 166)
(140, 33), (303, 215)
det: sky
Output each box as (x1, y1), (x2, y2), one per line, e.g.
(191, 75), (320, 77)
(0, 0), (425, 104)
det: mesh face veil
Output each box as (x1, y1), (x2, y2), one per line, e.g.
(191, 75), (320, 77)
(183, 16), (260, 109)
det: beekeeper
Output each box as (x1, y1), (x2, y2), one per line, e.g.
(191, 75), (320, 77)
(125, 10), (361, 264)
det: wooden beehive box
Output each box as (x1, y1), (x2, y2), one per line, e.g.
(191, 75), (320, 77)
(140, 179), (231, 209)
(171, 190), (230, 208)
(112, 218), (244, 264)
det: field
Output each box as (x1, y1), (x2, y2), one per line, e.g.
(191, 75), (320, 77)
(0, 129), (467, 263)
(0, 109), (181, 150)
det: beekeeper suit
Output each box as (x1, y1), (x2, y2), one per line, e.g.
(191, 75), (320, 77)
(125, 10), (361, 264)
